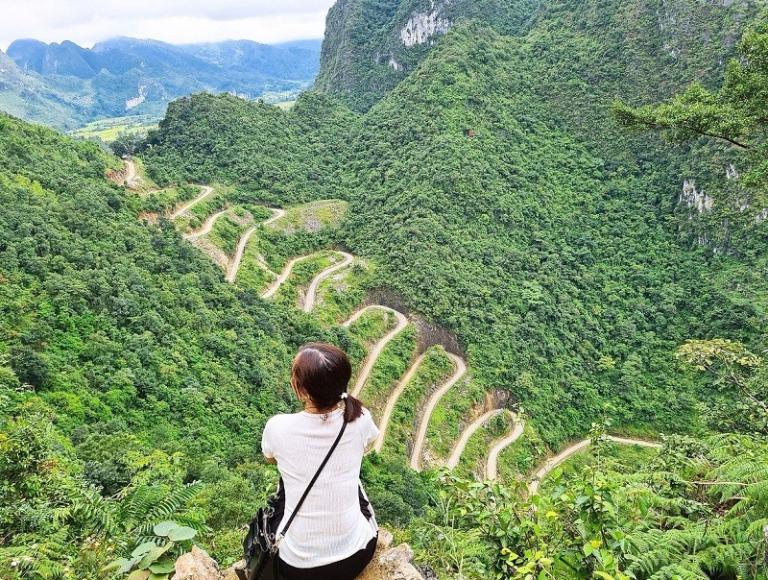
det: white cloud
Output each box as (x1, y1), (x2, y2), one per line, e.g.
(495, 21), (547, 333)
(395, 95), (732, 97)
(0, 0), (336, 49)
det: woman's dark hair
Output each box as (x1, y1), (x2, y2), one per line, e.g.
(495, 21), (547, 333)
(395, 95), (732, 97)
(292, 343), (364, 423)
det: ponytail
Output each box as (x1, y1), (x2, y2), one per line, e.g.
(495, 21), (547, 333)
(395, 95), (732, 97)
(342, 392), (364, 423)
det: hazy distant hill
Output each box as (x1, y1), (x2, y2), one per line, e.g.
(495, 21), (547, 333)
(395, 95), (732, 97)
(0, 37), (322, 129)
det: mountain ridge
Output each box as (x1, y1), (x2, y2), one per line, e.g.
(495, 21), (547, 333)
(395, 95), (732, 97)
(0, 36), (323, 129)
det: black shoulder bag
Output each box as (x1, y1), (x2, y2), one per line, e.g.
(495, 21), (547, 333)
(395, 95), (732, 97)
(237, 419), (348, 580)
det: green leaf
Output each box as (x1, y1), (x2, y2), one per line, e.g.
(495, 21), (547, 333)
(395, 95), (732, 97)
(149, 559), (176, 574)
(138, 546), (170, 569)
(148, 574), (170, 580)
(153, 521), (179, 537)
(127, 571), (151, 580)
(131, 542), (158, 558)
(167, 525), (197, 541)
(101, 558), (131, 574)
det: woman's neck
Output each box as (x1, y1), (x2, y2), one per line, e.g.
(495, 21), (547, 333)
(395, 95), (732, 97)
(303, 401), (339, 414)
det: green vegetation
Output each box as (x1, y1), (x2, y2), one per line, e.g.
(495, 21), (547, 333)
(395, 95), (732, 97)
(451, 411), (516, 480)
(269, 252), (339, 308)
(359, 327), (418, 417)
(143, 92), (359, 205)
(380, 346), (455, 461)
(423, 381), (488, 462)
(0, 113), (360, 576)
(0, 37), (320, 130)
(409, 431), (768, 579)
(268, 200), (349, 235)
(4, 0), (768, 577)
(494, 421), (548, 481)
(347, 308), (398, 345)
(207, 213), (249, 256)
(70, 116), (158, 142)
(312, 261), (377, 325)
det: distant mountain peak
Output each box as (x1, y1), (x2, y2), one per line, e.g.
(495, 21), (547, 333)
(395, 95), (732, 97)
(0, 36), (323, 129)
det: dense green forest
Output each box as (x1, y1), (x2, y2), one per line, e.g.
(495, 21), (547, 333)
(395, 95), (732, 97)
(2, 0), (768, 578)
(144, 0), (767, 446)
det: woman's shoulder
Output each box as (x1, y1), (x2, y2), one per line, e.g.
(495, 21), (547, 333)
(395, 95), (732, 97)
(356, 407), (379, 431)
(264, 412), (298, 432)
(360, 407), (374, 421)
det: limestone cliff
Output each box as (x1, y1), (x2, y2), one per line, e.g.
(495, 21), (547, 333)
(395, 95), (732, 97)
(173, 531), (424, 580)
(314, 0), (755, 112)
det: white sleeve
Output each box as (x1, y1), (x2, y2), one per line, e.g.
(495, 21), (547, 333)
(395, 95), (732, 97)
(261, 418), (276, 459)
(362, 410), (380, 447)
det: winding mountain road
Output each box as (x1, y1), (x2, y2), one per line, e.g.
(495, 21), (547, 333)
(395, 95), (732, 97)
(445, 408), (505, 470)
(372, 354), (426, 453)
(485, 417), (525, 480)
(185, 209), (229, 241)
(302, 252), (355, 312)
(344, 306), (410, 397)
(224, 209), (285, 283)
(170, 185), (215, 219)
(527, 436), (662, 495)
(169, 196), (666, 486)
(123, 159), (140, 188)
(410, 353), (467, 471)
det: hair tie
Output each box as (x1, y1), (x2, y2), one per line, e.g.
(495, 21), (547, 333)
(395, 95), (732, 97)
(340, 392), (349, 400)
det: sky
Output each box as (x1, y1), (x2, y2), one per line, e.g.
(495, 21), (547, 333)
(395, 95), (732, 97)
(0, 0), (337, 50)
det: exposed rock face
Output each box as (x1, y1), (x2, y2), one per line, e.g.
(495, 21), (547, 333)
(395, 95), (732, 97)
(680, 179), (714, 214)
(175, 547), (222, 580)
(358, 530), (424, 580)
(400, 7), (452, 47)
(172, 531), (423, 580)
(126, 84), (148, 110)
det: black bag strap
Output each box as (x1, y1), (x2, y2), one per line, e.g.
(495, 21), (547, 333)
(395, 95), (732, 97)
(276, 418), (347, 541)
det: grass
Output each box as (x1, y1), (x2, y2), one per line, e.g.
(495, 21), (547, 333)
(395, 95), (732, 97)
(380, 347), (456, 463)
(270, 252), (340, 310)
(452, 410), (517, 480)
(313, 261), (376, 326)
(423, 379), (487, 463)
(208, 214), (247, 256)
(173, 184), (231, 232)
(71, 115), (158, 141)
(495, 423), (548, 482)
(347, 308), (398, 345)
(539, 441), (659, 493)
(267, 199), (349, 234)
(357, 327), (418, 419)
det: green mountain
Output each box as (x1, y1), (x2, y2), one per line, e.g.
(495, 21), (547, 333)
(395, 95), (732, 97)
(0, 37), (322, 130)
(145, 0), (766, 444)
(2, 0), (768, 578)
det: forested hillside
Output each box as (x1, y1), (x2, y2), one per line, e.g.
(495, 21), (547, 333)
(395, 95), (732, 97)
(0, 113), (339, 575)
(144, 0), (766, 445)
(314, 0), (759, 111)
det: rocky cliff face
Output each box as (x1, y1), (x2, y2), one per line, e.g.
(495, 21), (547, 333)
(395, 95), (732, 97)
(314, 0), (545, 110)
(173, 531), (424, 580)
(314, 0), (756, 112)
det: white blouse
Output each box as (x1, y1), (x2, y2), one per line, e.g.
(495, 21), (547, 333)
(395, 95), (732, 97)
(261, 407), (379, 568)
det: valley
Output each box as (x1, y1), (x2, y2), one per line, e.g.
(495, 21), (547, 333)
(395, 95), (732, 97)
(137, 158), (664, 492)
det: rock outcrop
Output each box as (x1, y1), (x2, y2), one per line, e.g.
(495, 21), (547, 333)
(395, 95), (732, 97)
(358, 530), (424, 580)
(175, 547), (223, 580)
(171, 530), (424, 580)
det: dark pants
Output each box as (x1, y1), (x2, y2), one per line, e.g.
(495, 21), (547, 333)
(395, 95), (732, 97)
(277, 534), (378, 580)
